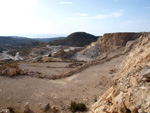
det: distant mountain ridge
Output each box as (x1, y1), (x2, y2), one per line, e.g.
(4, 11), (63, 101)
(35, 37), (65, 42)
(0, 36), (43, 53)
(0, 36), (39, 45)
(49, 32), (98, 47)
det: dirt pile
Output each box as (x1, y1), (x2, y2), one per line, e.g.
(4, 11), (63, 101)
(81, 33), (142, 58)
(90, 34), (150, 113)
(0, 62), (25, 76)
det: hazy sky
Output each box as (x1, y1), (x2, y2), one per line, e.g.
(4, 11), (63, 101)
(0, 0), (150, 38)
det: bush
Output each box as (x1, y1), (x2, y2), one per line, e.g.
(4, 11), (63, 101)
(8, 48), (31, 56)
(7, 106), (15, 113)
(70, 101), (86, 112)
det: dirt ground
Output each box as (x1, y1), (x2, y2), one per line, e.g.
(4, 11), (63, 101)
(0, 55), (126, 113)
(19, 62), (75, 76)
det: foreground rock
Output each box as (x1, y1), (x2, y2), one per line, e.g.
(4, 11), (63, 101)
(90, 34), (150, 113)
(40, 103), (50, 112)
(24, 102), (30, 113)
(0, 62), (25, 77)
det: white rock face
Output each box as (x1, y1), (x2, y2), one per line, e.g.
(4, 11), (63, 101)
(90, 34), (150, 113)
(81, 33), (142, 59)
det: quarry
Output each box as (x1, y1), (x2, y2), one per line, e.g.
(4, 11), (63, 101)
(0, 32), (150, 113)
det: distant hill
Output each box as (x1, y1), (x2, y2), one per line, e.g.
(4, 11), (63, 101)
(35, 37), (65, 42)
(49, 32), (98, 47)
(0, 36), (41, 45)
(0, 36), (44, 53)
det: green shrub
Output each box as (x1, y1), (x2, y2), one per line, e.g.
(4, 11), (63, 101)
(78, 103), (86, 111)
(70, 101), (86, 112)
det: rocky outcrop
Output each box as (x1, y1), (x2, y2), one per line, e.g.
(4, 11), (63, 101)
(90, 34), (150, 113)
(0, 63), (25, 76)
(81, 33), (142, 58)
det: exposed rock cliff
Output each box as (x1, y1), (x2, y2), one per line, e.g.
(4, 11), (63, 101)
(90, 33), (150, 113)
(81, 33), (142, 58)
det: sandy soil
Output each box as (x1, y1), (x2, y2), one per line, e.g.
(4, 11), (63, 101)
(0, 55), (126, 113)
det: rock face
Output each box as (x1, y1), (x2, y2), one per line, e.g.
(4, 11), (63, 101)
(90, 33), (150, 113)
(81, 33), (142, 58)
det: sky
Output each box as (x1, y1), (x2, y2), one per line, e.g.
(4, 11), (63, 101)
(0, 0), (150, 38)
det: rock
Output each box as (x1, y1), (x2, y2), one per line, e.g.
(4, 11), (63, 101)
(0, 109), (10, 113)
(130, 76), (137, 87)
(24, 102), (30, 113)
(0, 63), (24, 76)
(40, 103), (50, 112)
(140, 66), (150, 78)
(51, 106), (58, 113)
(90, 34), (150, 113)
(138, 109), (146, 113)
(8, 68), (17, 76)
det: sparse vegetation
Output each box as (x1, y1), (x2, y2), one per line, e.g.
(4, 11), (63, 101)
(0, 36), (46, 57)
(8, 48), (31, 56)
(69, 101), (86, 112)
(0, 47), (4, 53)
(7, 106), (15, 113)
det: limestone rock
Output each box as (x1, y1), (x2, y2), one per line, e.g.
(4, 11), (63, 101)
(40, 103), (50, 112)
(51, 106), (58, 113)
(24, 102), (30, 113)
(81, 33), (142, 58)
(0, 63), (25, 76)
(140, 66), (150, 77)
(130, 76), (137, 87)
(90, 34), (150, 113)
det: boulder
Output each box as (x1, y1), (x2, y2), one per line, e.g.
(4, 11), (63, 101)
(40, 103), (50, 112)
(51, 106), (58, 113)
(24, 102), (30, 113)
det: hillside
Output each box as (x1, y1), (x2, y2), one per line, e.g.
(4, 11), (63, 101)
(49, 32), (98, 47)
(35, 37), (65, 42)
(81, 32), (142, 58)
(0, 36), (40, 45)
(90, 33), (150, 113)
(0, 36), (44, 55)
